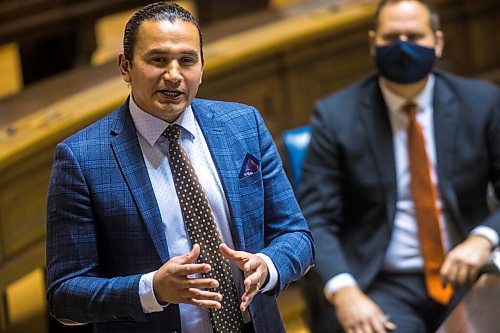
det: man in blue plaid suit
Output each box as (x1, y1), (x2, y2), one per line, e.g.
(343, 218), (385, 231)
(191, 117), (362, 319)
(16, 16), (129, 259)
(46, 2), (314, 333)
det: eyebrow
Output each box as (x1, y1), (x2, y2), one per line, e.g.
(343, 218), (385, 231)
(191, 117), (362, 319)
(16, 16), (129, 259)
(144, 48), (199, 59)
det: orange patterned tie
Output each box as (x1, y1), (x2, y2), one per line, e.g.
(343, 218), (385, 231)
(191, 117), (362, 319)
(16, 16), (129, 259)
(405, 103), (453, 305)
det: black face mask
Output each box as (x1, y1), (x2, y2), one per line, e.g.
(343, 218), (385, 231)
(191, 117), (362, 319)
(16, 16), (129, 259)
(375, 40), (436, 84)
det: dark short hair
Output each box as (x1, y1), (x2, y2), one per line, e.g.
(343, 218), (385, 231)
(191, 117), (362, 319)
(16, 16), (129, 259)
(373, 0), (441, 33)
(123, 1), (204, 65)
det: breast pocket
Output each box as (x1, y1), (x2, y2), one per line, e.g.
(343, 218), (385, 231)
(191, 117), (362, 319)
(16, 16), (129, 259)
(239, 170), (262, 188)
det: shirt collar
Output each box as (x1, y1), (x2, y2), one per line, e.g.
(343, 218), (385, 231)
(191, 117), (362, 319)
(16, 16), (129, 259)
(380, 74), (435, 114)
(128, 96), (196, 147)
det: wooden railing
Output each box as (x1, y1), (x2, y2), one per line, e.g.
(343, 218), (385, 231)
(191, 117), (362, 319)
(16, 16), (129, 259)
(436, 273), (500, 333)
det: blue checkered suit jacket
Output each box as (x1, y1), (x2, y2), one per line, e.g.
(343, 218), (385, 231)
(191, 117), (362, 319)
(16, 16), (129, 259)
(46, 98), (314, 333)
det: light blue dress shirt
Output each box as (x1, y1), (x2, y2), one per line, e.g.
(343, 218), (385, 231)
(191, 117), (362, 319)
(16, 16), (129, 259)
(128, 97), (278, 332)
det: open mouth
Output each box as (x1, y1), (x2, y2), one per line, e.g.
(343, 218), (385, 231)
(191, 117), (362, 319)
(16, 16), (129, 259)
(158, 89), (182, 98)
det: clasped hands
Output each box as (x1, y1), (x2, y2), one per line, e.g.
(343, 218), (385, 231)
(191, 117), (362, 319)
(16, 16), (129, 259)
(153, 243), (268, 312)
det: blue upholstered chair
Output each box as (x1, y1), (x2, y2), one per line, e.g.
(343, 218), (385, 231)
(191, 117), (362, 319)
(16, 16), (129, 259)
(280, 126), (312, 193)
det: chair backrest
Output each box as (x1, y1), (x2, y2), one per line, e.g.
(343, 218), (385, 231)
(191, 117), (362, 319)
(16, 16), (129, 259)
(280, 126), (311, 193)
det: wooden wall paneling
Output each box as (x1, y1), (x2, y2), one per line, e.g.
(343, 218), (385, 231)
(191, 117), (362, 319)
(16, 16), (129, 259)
(0, 43), (23, 99)
(198, 2), (375, 134)
(0, 149), (53, 258)
(433, 0), (469, 74)
(0, 240), (45, 332)
(436, 0), (500, 76)
(0, 0), (153, 85)
(5, 268), (47, 331)
(0, 293), (5, 330)
(0, 78), (127, 332)
(466, 8), (499, 74)
(0, 0), (52, 24)
(194, 0), (269, 25)
(437, 19), (468, 74)
(199, 59), (287, 136)
(283, 25), (374, 126)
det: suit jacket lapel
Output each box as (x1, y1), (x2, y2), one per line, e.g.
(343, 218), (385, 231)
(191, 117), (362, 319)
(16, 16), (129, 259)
(191, 99), (245, 250)
(109, 102), (170, 262)
(359, 79), (397, 228)
(433, 74), (460, 222)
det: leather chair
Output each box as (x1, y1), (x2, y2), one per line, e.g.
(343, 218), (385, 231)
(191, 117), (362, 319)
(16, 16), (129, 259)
(280, 126), (311, 193)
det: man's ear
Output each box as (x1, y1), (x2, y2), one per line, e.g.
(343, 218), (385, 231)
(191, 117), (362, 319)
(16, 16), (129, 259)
(368, 30), (377, 56)
(434, 30), (444, 58)
(118, 54), (132, 83)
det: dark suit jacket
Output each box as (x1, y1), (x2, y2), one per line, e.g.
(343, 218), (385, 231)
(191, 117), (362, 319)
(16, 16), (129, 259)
(300, 71), (500, 293)
(46, 98), (314, 333)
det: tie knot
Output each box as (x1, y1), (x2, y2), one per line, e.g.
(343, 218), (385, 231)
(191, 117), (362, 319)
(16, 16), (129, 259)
(403, 102), (419, 116)
(163, 124), (181, 142)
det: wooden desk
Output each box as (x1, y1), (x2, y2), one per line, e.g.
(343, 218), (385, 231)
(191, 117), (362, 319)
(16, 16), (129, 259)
(436, 274), (500, 333)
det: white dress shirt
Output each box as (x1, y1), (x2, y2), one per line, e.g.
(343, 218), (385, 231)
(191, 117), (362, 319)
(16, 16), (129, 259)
(324, 75), (499, 297)
(127, 97), (278, 332)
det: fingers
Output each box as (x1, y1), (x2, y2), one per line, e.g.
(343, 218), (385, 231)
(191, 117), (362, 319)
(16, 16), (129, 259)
(154, 272), (222, 308)
(170, 244), (212, 276)
(456, 263), (474, 286)
(442, 262), (478, 288)
(441, 257), (476, 288)
(179, 277), (219, 290)
(368, 315), (387, 333)
(242, 257), (267, 290)
(233, 251), (268, 311)
(153, 244), (221, 306)
(349, 313), (393, 333)
(219, 244), (269, 311)
(345, 315), (394, 333)
(240, 271), (265, 312)
(175, 263), (211, 276)
(244, 273), (262, 293)
(168, 244), (206, 271)
(240, 281), (259, 312)
(186, 288), (223, 309)
(219, 243), (249, 268)
(383, 317), (397, 331)
(219, 242), (235, 258)
(243, 257), (261, 276)
(177, 243), (201, 264)
(334, 287), (396, 333)
(441, 235), (493, 287)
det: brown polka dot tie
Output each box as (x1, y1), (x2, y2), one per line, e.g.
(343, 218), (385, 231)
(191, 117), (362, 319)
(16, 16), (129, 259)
(164, 124), (243, 332)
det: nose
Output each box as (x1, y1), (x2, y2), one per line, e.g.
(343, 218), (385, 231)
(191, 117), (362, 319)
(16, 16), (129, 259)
(399, 35), (409, 42)
(163, 61), (181, 82)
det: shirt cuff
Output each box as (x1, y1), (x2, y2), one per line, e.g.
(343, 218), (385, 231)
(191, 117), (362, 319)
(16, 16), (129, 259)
(470, 226), (499, 248)
(323, 273), (358, 300)
(255, 253), (278, 292)
(493, 249), (500, 270)
(139, 271), (169, 313)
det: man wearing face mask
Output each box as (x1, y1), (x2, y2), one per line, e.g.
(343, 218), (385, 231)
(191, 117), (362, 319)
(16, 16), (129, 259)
(299, 0), (500, 332)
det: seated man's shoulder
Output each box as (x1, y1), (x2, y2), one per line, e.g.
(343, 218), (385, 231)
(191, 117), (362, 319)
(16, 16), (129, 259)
(436, 71), (499, 97)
